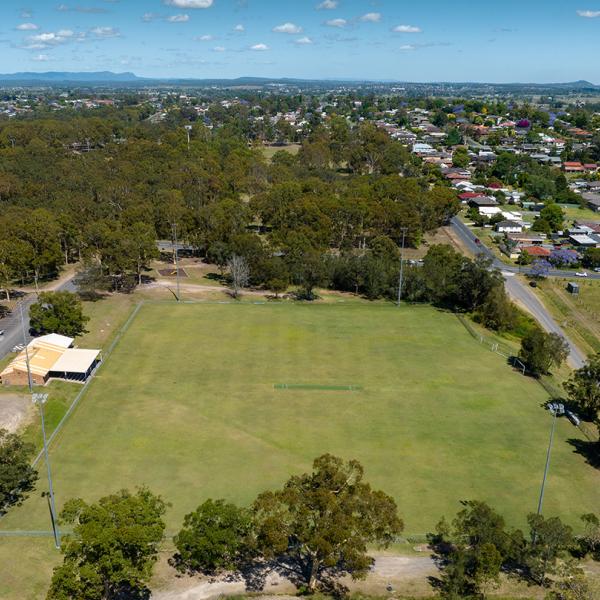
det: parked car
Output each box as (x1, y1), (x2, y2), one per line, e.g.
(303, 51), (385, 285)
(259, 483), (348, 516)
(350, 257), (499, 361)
(594, 267), (600, 273)
(575, 271), (588, 277)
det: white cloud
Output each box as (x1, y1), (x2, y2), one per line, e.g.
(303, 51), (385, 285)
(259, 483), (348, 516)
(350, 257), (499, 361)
(273, 22), (302, 34)
(399, 44), (415, 51)
(27, 29), (75, 47)
(196, 34), (214, 40)
(295, 36), (313, 44)
(317, 0), (338, 8)
(57, 3), (69, 11)
(16, 23), (39, 30)
(213, 45), (225, 52)
(250, 43), (269, 51)
(164, 0), (213, 7)
(360, 12), (381, 23)
(393, 24), (422, 33)
(577, 9), (600, 17)
(325, 18), (347, 28)
(142, 12), (158, 22)
(91, 26), (120, 38)
(21, 10), (33, 18)
(233, 23), (245, 32)
(32, 53), (50, 61)
(167, 14), (189, 22)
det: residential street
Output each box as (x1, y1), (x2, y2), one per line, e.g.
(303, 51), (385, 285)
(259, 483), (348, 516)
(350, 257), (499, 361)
(450, 217), (588, 369)
(0, 272), (77, 362)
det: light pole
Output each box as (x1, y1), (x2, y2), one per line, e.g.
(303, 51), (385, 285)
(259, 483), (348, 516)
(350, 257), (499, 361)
(32, 392), (60, 550)
(19, 303), (33, 392)
(397, 228), (408, 307)
(536, 402), (564, 516)
(172, 222), (181, 302)
(184, 125), (192, 151)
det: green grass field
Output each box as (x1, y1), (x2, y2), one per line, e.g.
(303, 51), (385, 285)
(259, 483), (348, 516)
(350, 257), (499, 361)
(1, 302), (599, 599)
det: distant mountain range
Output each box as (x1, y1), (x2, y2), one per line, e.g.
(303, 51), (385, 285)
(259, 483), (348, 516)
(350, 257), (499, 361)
(0, 71), (598, 90)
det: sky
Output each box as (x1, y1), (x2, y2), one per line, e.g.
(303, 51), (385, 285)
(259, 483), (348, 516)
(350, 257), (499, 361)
(0, 0), (599, 82)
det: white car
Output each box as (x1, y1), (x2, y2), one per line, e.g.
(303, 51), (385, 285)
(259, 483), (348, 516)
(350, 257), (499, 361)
(575, 272), (588, 277)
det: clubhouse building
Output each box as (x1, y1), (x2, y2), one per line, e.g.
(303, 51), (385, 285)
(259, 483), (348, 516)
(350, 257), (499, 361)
(0, 334), (101, 386)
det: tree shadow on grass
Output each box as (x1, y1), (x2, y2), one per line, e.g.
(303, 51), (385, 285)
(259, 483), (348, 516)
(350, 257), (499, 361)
(567, 438), (600, 469)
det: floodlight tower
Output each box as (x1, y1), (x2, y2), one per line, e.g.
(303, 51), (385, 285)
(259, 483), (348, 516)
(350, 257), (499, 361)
(397, 228), (408, 306)
(536, 402), (565, 516)
(32, 393), (60, 550)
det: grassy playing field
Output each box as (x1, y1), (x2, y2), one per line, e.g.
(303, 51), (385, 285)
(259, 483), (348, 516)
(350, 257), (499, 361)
(1, 301), (599, 598)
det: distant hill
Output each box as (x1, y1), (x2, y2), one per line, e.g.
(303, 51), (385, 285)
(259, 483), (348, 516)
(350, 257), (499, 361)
(0, 72), (597, 91)
(0, 71), (143, 82)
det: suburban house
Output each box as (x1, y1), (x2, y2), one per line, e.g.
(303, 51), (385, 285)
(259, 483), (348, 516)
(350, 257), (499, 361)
(523, 246), (552, 258)
(563, 161), (586, 173)
(583, 193), (600, 212)
(0, 334), (101, 386)
(495, 220), (523, 234)
(569, 233), (600, 248)
(507, 232), (547, 246)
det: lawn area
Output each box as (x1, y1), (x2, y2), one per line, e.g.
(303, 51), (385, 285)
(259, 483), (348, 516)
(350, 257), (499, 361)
(559, 203), (600, 224)
(260, 143), (301, 161)
(0, 302), (599, 598)
(535, 277), (600, 355)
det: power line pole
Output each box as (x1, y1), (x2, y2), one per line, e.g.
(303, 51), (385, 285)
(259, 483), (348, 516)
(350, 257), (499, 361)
(172, 222), (181, 302)
(397, 228), (407, 307)
(32, 393), (60, 550)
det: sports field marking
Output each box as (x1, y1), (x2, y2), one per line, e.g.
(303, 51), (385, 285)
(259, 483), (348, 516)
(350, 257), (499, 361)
(274, 383), (363, 391)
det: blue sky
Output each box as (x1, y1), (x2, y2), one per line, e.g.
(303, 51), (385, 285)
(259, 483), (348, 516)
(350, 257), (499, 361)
(0, 0), (599, 82)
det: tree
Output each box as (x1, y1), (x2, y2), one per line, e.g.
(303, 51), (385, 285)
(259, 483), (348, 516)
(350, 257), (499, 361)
(546, 563), (598, 600)
(564, 354), (600, 421)
(127, 222), (159, 285)
(577, 513), (600, 561)
(0, 429), (37, 515)
(252, 454), (403, 592)
(227, 255), (250, 299)
(30, 291), (90, 337)
(582, 248), (600, 269)
(452, 147), (470, 168)
(477, 285), (517, 332)
(539, 204), (565, 232)
(173, 499), (254, 574)
(519, 328), (569, 376)
(526, 513), (574, 586)
(295, 251), (329, 301)
(47, 488), (167, 600)
(0, 239), (33, 301)
(429, 501), (513, 599)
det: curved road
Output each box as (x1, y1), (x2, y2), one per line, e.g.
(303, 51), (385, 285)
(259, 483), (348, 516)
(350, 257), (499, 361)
(450, 217), (587, 369)
(0, 274), (76, 362)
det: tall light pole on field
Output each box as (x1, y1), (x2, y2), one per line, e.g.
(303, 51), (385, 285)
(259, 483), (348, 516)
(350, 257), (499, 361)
(32, 392), (61, 550)
(172, 222), (181, 302)
(19, 303), (33, 392)
(536, 402), (564, 516)
(397, 228), (408, 307)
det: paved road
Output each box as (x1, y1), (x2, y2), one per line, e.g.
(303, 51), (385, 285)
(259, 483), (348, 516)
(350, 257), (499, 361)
(450, 217), (587, 369)
(450, 217), (600, 280)
(0, 275), (76, 362)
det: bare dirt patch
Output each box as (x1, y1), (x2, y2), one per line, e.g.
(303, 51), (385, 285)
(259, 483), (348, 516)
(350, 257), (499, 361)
(0, 393), (33, 433)
(158, 268), (189, 278)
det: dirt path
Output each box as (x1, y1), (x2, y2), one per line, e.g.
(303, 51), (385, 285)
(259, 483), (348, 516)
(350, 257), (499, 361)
(148, 280), (268, 297)
(151, 554), (436, 600)
(0, 393), (33, 433)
